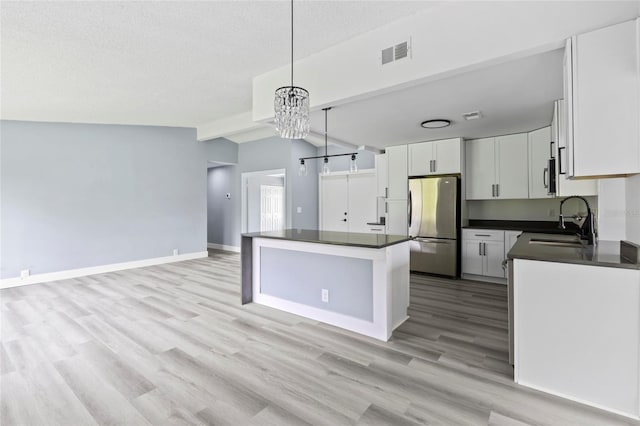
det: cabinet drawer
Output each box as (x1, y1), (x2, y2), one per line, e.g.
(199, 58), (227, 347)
(463, 229), (505, 242)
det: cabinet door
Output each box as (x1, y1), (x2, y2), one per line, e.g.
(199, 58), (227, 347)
(554, 99), (598, 196)
(320, 175), (348, 232)
(462, 239), (484, 275)
(386, 199), (408, 236)
(408, 142), (434, 176)
(495, 134), (529, 199)
(484, 240), (506, 278)
(572, 19), (640, 177)
(347, 173), (377, 233)
(465, 138), (495, 200)
(433, 138), (461, 174)
(387, 145), (408, 199)
(528, 127), (553, 199)
(375, 153), (388, 197)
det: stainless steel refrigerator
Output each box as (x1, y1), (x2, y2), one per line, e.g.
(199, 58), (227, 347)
(408, 176), (460, 277)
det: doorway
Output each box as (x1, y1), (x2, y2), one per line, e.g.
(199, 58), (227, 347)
(241, 169), (287, 233)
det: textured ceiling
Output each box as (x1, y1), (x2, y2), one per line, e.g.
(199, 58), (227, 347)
(0, 0), (439, 127)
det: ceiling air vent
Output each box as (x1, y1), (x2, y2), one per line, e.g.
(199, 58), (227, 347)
(381, 39), (410, 66)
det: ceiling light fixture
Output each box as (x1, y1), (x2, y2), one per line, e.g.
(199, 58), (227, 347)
(274, 0), (310, 139)
(298, 107), (358, 176)
(420, 119), (451, 129)
(462, 110), (482, 121)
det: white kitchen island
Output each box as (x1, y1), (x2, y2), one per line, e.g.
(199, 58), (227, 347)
(241, 229), (411, 341)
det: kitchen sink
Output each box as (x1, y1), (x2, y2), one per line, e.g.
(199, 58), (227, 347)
(528, 238), (587, 248)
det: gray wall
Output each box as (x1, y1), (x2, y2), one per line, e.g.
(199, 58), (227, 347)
(260, 247), (373, 320)
(316, 145), (376, 172)
(292, 139), (319, 230)
(207, 165), (237, 246)
(1, 120), (205, 279)
(202, 137), (238, 164)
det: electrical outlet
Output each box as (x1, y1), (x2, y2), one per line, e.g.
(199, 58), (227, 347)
(321, 289), (329, 303)
(173, 248), (179, 256)
(20, 269), (30, 279)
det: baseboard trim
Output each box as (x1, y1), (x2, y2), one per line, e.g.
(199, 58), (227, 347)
(207, 243), (241, 253)
(0, 251), (209, 289)
(516, 379), (639, 420)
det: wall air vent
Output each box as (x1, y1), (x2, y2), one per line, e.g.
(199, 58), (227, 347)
(394, 42), (408, 60)
(381, 39), (411, 65)
(381, 47), (394, 65)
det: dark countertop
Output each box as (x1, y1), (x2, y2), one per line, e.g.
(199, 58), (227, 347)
(507, 233), (640, 270)
(464, 220), (581, 235)
(242, 229), (411, 249)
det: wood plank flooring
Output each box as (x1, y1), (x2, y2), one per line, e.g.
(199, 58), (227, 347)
(0, 249), (635, 425)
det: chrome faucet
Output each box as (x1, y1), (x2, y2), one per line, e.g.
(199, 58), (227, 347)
(559, 196), (597, 245)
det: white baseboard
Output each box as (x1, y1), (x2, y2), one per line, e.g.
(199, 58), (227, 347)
(207, 243), (241, 253)
(0, 251), (209, 290)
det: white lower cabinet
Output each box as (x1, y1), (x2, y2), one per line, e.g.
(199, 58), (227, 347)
(514, 259), (640, 418)
(462, 229), (506, 280)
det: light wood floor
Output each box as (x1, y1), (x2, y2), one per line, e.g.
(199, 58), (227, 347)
(0, 249), (635, 425)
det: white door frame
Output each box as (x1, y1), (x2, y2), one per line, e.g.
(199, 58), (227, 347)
(241, 168), (288, 233)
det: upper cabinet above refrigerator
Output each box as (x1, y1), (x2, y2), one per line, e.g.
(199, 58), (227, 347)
(408, 138), (462, 177)
(564, 18), (640, 178)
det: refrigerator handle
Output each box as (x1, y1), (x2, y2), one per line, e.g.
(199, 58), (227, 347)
(408, 190), (412, 228)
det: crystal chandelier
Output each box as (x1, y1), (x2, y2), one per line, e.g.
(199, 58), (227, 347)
(274, 0), (310, 139)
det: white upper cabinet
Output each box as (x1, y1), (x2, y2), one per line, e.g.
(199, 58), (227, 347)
(495, 134), (529, 199)
(566, 19), (640, 177)
(408, 138), (461, 176)
(528, 127), (554, 199)
(553, 100), (598, 196)
(465, 135), (528, 200)
(386, 145), (408, 200)
(375, 153), (388, 197)
(466, 138), (496, 200)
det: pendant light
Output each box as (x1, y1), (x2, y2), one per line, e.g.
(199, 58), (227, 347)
(321, 107), (330, 174)
(297, 107), (358, 176)
(274, 0), (310, 139)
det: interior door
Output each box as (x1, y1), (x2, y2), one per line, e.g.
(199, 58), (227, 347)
(321, 175), (348, 232)
(347, 173), (377, 233)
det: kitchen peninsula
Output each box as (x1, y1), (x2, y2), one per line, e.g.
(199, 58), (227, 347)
(241, 229), (411, 341)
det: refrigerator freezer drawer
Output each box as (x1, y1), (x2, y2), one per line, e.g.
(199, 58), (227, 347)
(410, 238), (457, 277)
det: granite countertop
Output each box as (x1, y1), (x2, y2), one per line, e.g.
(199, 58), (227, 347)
(242, 229), (411, 249)
(507, 232), (640, 270)
(464, 220), (581, 235)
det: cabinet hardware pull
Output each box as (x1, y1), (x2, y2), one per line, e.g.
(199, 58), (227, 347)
(543, 167), (548, 188)
(433, 160), (437, 172)
(479, 242), (482, 256)
(408, 191), (413, 227)
(483, 242), (486, 256)
(342, 219), (347, 222)
(496, 184), (499, 197)
(558, 147), (566, 175)
(475, 234), (491, 237)
(385, 187), (388, 198)
(491, 184), (495, 197)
